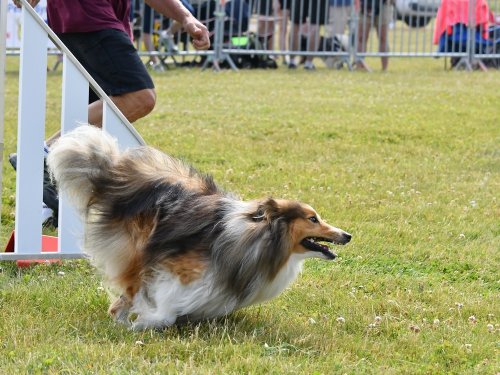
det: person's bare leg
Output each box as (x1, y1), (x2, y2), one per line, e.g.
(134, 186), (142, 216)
(278, 7), (289, 63)
(305, 24), (319, 65)
(143, 32), (160, 66)
(288, 22), (301, 66)
(87, 88), (156, 126)
(46, 88), (156, 146)
(45, 131), (61, 147)
(168, 20), (182, 34)
(356, 17), (372, 71)
(258, 19), (275, 50)
(376, 23), (389, 71)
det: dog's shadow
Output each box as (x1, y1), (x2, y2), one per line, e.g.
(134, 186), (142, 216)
(131, 309), (315, 353)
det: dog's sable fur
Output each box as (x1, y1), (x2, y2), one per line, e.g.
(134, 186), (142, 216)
(48, 126), (352, 330)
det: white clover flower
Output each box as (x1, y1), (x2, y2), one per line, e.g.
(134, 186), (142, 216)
(336, 317), (345, 324)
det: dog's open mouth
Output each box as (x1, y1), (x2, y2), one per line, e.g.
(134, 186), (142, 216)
(300, 237), (337, 259)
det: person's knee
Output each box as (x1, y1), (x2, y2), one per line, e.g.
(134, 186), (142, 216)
(137, 89), (156, 116)
(129, 89), (156, 120)
(114, 88), (156, 123)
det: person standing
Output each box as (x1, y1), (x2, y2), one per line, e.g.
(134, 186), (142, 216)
(356, 0), (392, 71)
(11, 0), (210, 227)
(288, 0), (328, 70)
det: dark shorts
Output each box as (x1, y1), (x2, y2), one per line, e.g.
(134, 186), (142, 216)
(58, 29), (154, 103)
(253, 0), (274, 16)
(142, 5), (154, 33)
(278, 0), (293, 11)
(291, 0), (328, 24)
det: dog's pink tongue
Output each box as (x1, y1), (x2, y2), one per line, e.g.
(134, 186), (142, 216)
(320, 243), (329, 251)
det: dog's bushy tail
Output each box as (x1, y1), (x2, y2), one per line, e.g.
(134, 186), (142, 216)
(47, 125), (119, 214)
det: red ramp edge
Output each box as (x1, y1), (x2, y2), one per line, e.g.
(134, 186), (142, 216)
(4, 231), (60, 267)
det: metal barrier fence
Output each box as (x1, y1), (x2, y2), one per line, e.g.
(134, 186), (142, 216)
(3, 0), (499, 70)
(0, 0), (145, 261)
(130, 0), (500, 70)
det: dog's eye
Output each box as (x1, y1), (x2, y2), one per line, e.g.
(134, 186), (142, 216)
(308, 216), (319, 224)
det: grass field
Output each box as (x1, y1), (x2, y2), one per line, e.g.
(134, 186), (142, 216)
(0, 57), (499, 374)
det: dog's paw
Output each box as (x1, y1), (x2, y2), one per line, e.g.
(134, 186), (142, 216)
(131, 318), (175, 331)
(108, 295), (132, 325)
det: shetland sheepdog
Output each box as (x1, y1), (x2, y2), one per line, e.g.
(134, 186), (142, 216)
(47, 125), (351, 330)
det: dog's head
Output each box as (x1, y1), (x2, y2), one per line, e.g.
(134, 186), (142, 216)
(252, 198), (351, 260)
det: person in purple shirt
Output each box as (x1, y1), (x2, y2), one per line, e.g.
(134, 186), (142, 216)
(12, 0), (210, 228)
(15, 0), (209, 128)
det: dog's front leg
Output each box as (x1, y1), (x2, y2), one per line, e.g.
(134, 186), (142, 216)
(108, 295), (132, 326)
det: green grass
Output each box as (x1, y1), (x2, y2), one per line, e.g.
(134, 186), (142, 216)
(1, 57), (499, 374)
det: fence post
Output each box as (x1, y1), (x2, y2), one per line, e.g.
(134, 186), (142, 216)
(0, 0), (8, 238)
(58, 54), (89, 255)
(14, 4), (47, 256)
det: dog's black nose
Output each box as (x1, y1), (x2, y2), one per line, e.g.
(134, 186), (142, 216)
(342, 232), (352, 244)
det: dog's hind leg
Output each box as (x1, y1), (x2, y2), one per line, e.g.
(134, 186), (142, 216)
(130, 306), (178, 330)
(129, 291), (178, 331)
(131, 316), (176, 331)
(108, 295), (132, 326)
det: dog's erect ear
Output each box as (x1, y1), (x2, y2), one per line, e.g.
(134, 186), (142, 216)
(252, 198), (279, 222)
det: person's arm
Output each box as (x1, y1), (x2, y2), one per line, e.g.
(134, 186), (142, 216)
(13, 0), (40, 8)
(145, 0), (210, 50)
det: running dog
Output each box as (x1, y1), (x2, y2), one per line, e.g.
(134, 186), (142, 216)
(47, 125), (351, 330)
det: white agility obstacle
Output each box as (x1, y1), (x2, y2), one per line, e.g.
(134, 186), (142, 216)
(0, 0), (145, 261)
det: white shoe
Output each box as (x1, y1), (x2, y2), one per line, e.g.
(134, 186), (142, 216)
(152, 62), (164, 72)
(42, 203), (53, 224)
(304, 61), (316, 70)
(146, 60), (164, 72)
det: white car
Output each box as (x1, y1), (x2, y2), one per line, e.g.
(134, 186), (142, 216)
(395, 0), (441, 27)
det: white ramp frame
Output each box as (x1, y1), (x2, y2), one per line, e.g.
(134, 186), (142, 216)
(0, 0), (146, 260)
(58, 54), (88, 255)
(0, 0), (9, 241)
(13, 6), (47, 256)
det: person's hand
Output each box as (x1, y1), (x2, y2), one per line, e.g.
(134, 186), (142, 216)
(12, 0), (40, 8)
(183, 17), (210, 50)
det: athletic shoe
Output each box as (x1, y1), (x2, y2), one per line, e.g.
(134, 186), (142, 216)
(152, 62), (164, 72)
(42, 203), (55, 228)
(145, 60), (164, 71)
(304, 61), (316, 70)
(42, 158), (59, 228)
